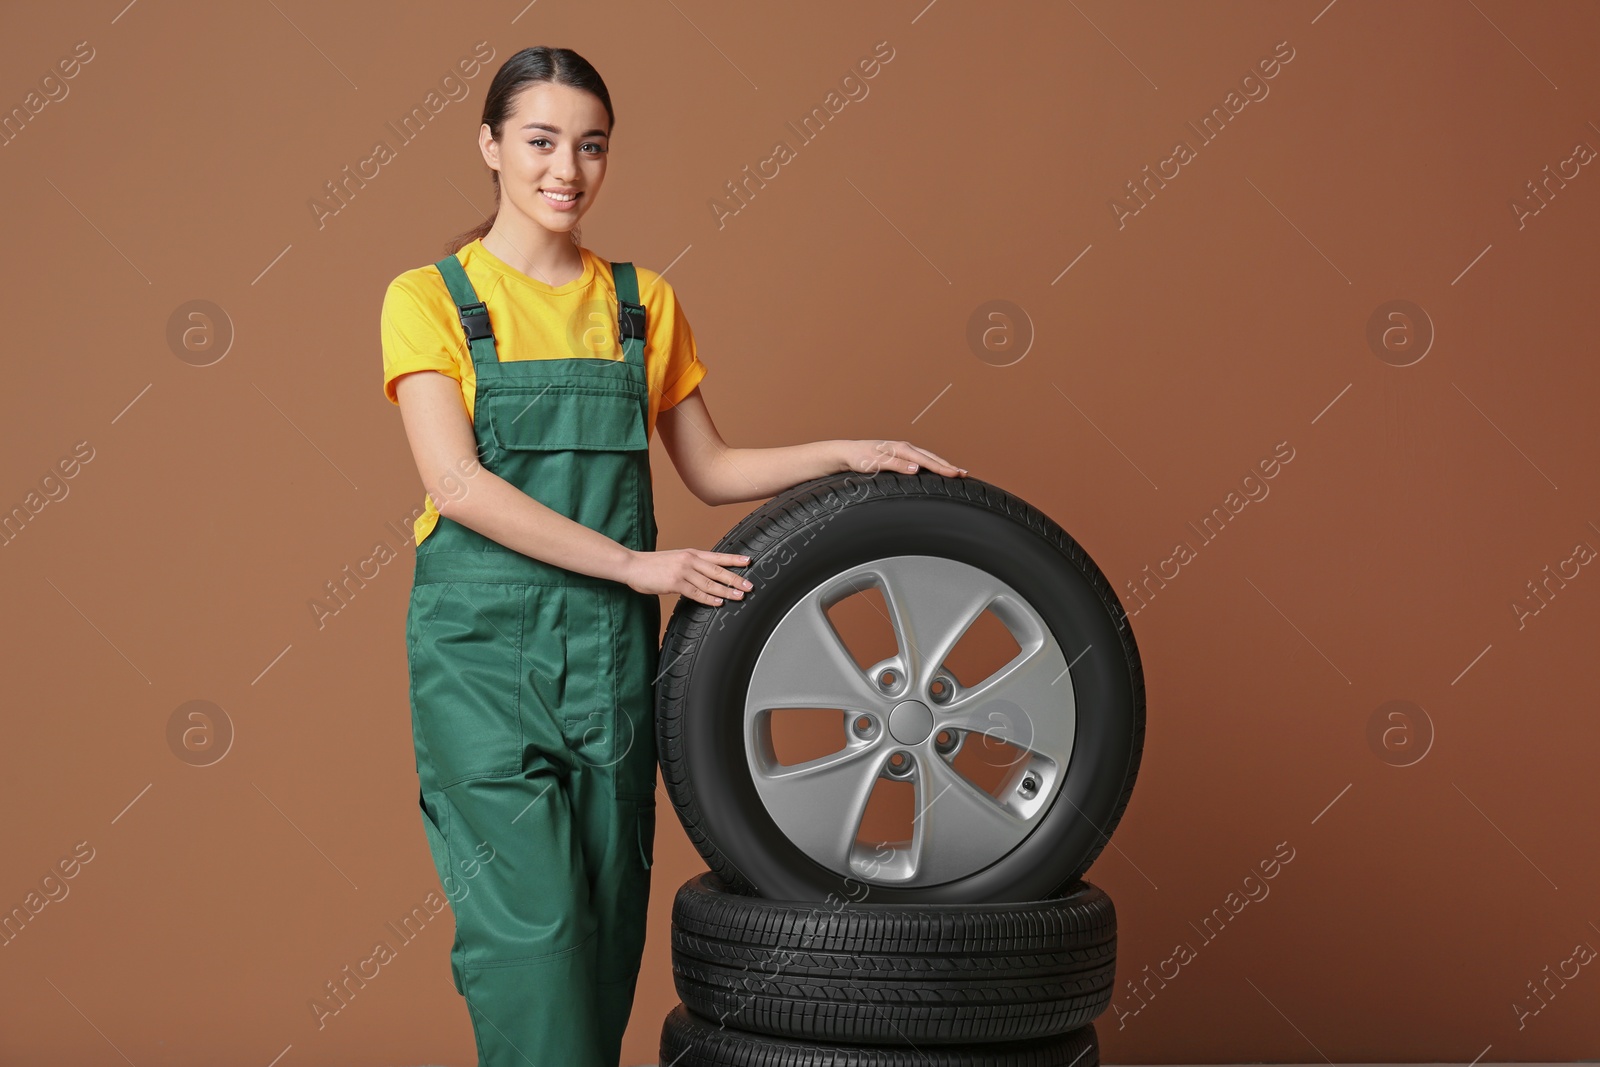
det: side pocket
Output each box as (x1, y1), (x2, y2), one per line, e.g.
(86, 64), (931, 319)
(413, 582), (524, 787)
(406, 581), (452, 663)
(636, 798), (655, 870)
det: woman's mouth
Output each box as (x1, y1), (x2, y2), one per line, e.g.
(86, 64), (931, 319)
(541, 188), (582, 211)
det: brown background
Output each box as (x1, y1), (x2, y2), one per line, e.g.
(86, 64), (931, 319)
(3, 0), (1598, 1063)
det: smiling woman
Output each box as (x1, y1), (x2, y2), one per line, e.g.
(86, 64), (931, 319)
(381, 44), (967, 1067)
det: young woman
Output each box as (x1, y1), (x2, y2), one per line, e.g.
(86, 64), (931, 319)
(380, 46), (965, 1067)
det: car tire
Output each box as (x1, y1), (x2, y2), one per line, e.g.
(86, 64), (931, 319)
(661, 1003), (1100, 1067)
(669, 872), (1116, 1045)
(657, 470), (1145, 903)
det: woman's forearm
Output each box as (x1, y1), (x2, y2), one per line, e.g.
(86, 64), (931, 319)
(699, 440), (848, 506)
(435, 463), (636, 583)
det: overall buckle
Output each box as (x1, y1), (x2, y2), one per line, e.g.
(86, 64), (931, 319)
(458, 301), (493, 342)
(618, 301), (646, 343)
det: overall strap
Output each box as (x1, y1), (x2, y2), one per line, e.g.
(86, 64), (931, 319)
(611, 261), (648, 369)
(434, 252), (501, 375)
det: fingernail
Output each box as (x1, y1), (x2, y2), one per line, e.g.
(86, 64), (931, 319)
(743, 580), (752, 589)
(908, 464), (918, 472)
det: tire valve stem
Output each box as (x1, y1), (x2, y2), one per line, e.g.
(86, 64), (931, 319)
(1018, 774), (1039, 799)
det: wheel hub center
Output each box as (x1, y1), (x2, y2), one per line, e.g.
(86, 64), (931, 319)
(887, 700), (934, 745)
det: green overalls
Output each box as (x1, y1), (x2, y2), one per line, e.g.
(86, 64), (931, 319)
(405, 250), (661, 1067)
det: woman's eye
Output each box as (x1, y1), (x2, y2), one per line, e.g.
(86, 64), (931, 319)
(583, 142), (606, 153)
(530, 137), (549, 148)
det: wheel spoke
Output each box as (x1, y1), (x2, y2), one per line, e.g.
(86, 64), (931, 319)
(747, 595), (883, 715)
(912, 753), (1032, 883)
(875, 556), (998, 687)
(752, 743), (887, 873)
(938, 640), (1076, 765)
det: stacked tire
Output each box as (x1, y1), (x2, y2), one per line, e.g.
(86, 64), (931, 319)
(654, 472), (1146, 1066)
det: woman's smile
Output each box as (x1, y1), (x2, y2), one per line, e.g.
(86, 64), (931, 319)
(540, 187), (583, 210)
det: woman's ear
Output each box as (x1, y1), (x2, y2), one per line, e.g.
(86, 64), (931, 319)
(478, 123), (500, 173)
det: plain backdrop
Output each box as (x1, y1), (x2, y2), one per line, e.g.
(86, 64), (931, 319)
(2, 1), (1597, 1064)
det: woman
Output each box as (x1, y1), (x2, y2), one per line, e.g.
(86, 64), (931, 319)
(380, 46), (965, 1067)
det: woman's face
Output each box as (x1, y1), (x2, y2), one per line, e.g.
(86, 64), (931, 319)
(483, 81), (610, 235)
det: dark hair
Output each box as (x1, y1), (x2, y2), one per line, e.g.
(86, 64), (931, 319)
(443, 46), (615, 255)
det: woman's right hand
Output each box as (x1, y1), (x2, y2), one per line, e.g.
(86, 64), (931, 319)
(624, 548), (753, 606)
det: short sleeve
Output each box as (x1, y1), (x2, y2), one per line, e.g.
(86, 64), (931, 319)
(381, 275), (463, 406)
(639, 268), (707, 411)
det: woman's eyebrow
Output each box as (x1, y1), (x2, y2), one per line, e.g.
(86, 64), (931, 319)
(520, 121), (609, 137)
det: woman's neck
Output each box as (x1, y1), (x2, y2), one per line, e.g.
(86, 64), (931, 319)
(481, 223), (584, 287)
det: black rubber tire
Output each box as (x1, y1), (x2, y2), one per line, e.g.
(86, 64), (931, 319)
(661, 1004), (1100, 1067)
(656, 470), (1145, 903)
(669, 872), (1116, 1045)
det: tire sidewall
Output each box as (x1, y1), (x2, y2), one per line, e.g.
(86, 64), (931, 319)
(669, 476), (1141, 904)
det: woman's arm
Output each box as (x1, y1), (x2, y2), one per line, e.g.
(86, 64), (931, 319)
(394, 370), (751, 606)
(658, 386), (967, 507)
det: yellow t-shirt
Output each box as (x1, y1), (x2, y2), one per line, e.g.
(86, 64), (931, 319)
(381, 238), (708, 546)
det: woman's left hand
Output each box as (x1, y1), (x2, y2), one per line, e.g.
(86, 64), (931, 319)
(837, 439), (967, 478)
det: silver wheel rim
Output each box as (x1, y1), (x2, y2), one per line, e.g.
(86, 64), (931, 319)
(744, 554), (1078, 886)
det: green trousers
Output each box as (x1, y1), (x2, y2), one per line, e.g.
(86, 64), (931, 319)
(406, 252), (661, 1066)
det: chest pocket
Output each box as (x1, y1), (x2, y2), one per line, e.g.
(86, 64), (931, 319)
(486, 387), (649, 453)
(480, 386), (650, 547)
